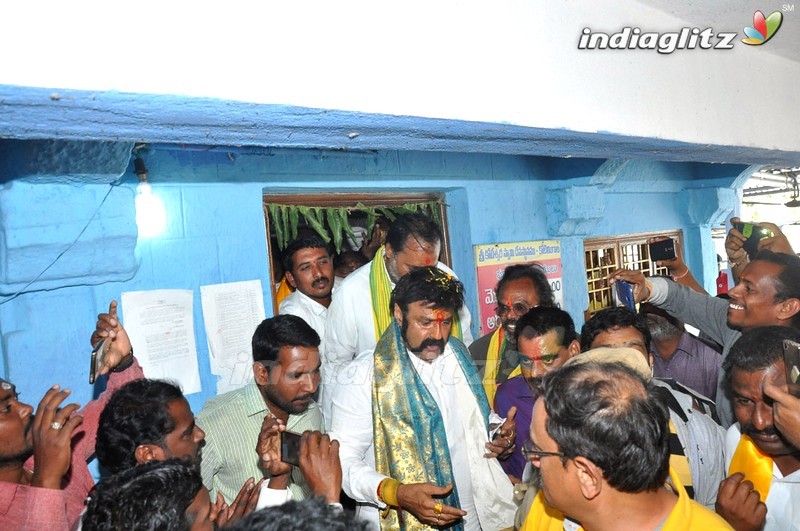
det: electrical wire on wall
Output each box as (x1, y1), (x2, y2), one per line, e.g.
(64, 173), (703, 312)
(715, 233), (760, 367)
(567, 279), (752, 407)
(0, 177), (124, 306)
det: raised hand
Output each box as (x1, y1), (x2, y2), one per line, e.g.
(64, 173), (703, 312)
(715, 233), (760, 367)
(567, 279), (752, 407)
(30, 385), (83, 489)
(396, 482), (466, 527)
(90, 301), (133, 376)
(607, 268), (650, 303)
(756, 222), (795, 255)
(299, 431), (342, 503)
(764, 380), (800, 449)
(726, 218), (750, 269)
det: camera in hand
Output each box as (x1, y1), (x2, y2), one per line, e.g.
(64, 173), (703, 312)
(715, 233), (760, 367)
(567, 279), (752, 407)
(649, 238), (677, 262)
(733, 221), (772, 259)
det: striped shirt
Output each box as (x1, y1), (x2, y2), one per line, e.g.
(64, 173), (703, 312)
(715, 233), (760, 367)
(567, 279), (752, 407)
(196, 381), (323, 503)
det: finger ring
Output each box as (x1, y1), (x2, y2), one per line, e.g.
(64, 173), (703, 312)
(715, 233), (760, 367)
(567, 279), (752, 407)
(50, 421), (63, 430)
(506, 438), (514, 448)
(433, 502), (443, 515)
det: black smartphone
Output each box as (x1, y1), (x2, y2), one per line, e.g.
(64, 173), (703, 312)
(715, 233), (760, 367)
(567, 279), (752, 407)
(783, 340), (800, 397)
(614, 280), (636, 311)
(733, 222), (773, 259)
(280, 431), (302, 466)
(89, 338), (111, 384)
(649, 238), (676, 262)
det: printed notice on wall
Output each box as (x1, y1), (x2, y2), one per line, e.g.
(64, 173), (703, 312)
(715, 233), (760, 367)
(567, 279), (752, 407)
(200, 280), (266, 395)
(121, 289), (201, 394)
(473, 240), (564, 337)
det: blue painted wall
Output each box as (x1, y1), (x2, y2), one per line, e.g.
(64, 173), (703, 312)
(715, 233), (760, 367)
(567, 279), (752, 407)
(1, 144), (749, 418)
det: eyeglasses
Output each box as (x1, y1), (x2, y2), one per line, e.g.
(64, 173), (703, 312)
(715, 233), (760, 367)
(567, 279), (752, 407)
(496, 302), (536, 317)
(522, 440), (564, 463)
(518, 353), (559, 370)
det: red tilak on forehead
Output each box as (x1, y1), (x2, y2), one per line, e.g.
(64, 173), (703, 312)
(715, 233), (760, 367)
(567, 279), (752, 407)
(506, 299), (512, 307)
(425, 258), (432, 266)
(434, 310), (445, 322)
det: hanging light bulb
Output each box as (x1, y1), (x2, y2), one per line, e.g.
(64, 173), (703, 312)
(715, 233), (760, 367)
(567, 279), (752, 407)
(134, 157), (167, 238)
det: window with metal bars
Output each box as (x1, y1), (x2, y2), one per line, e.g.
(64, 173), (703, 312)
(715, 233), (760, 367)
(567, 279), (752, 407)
(584, 231), (682, 319)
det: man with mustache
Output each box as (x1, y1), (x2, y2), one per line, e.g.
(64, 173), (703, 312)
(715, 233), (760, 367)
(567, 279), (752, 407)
(609, 249), (800, 428)
(716, 326), (800, 530)
(0, 301), (142, 530)
(323, 213), (473, 427)
(279, 235), (335, 347)
(197, 315), (324, 505)
(330, 266), (516, 530)
(469, 264), (555, 405)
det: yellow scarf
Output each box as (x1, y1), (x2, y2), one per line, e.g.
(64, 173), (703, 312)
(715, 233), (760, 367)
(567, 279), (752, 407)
(519, 491), (566, 531)
(369, 246), (462, 341)
(483, 327), (521, 406)
(728, 435), (773, 502)
(275, 276), (294, 306)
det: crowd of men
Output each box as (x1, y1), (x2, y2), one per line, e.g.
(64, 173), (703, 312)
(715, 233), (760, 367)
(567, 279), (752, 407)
(1, 212), (799, 530)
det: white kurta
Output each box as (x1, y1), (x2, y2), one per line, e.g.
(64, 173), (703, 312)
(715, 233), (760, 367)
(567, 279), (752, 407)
(323, 259), (473, 364)
(328, 343), (515, 530)
(278, 289), (328, 351)
(725, 424), (800, 530)
(321, 258), (473, 427)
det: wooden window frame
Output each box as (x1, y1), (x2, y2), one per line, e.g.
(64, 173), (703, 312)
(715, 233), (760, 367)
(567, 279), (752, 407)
(584, 230), (683, 320)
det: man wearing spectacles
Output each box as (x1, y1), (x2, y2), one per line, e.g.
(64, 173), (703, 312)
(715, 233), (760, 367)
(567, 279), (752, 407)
(520, 360), (731, 530)
(469, 264), (555, 405)
(493, 306), (580, 483)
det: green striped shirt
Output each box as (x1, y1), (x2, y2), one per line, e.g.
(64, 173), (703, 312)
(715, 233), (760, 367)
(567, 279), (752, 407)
(196, 381), (323, 503)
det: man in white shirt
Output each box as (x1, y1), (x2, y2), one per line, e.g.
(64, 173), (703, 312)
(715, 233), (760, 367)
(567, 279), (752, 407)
(323, 213), (472, 426)
(329, 266), (515, 530)
(717, 326), (800, 531)
(278, 235), (334, 345)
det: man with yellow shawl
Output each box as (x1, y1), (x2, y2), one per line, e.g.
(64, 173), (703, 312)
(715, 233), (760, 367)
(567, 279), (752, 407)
(468, 264), (554, 406)
(523, 358), (731, 531)
(717, 326), (800, 531)
(321, 213), (472, 428)
(328, 266), (516, 530)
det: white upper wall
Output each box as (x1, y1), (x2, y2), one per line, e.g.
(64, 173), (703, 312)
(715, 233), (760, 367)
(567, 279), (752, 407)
(2, 0), (798, 152)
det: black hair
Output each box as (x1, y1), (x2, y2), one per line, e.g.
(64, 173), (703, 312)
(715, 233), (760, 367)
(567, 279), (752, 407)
(539, 362), (670, 492)
(390, 266), (465, 315)
(96, 379), (184, 474)
(227, 497), (370, 531)
(515, 306), (577, 347)
(333, 250), (368, 271)
(252, 314), (320, 364)
(580, 307), (652, 353)
(384, 213), (443, 254)
(496, 264), (555, 307)
(752, 249), (800, 327)
(81, 459), (202, 531)
(723, 325), (800, 380)
(281, 235), (331, 273)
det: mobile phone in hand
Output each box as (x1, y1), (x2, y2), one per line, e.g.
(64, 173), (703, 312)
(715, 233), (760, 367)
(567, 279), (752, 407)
(783, 340), (800, 397)
(281, 431), (302, 466)
(90, 338), (111, 384)
(733, 221), (773, 259)
(649, 238), (677, 262)
(614, 280), (636, 311)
